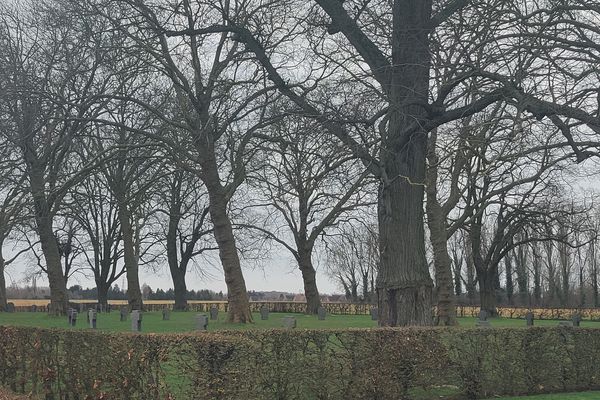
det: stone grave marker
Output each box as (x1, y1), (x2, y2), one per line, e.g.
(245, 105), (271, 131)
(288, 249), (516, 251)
(260, 306), (269, 320)
(370, 307), (378, 321)
(30, 305), (38, 312)
(210, 306), (218, 321)
(282, 316), (297, 329)
(318, 306), (326, 321)
(79, 303), (85, 313)
(525, 312), (534, 327)
(88, 310), (97, 329)
(478, 310), (488, 321)
(71, 310), (78, 327)
(162, 308), (171, 321)
(131, 310), (142, 332)
(196, 314), (209, 331)
(5, 302), (14, 313)
(120, 307), (128, 322)
(572, 313), (582, 327)
(67, 308), (74, 325)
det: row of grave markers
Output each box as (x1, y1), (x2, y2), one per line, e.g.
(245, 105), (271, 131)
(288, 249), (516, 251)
(61, 306), (589, 331)
(476, 310), (584, 327)
(64, 304), (367, 331)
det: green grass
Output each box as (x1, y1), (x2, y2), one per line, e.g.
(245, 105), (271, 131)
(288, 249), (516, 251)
(499, 391), (600, 399)
(2, 312), (600, 333)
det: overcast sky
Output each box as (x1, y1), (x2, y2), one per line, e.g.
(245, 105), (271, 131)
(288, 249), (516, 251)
(2, 244), (341, 295)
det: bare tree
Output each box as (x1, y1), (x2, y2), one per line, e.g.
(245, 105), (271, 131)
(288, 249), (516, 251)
(69, 174), (125, 306)
(0, 1), (120, 313)
(248, 115), (374, 313)
(326, 222), (379, 303)
(153, 168), (216, 310)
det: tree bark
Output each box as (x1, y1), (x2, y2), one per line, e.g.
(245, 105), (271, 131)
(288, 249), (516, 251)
(171, 267), (188, 311)
(465, 242), (477, 302)
(27, 163), (68, 314)
(592, 240), (599, 307)
(117, 201), (143, 311)
(478, 270), (498, 316)
(0, 256), (7, 311)
(297, 248), (321, 314)
(505, 255), (514, 305)
(426, 132), (457, 326)
(377, 169), (433, 325)
(166, 198), (188, 311)
(202, 155), (252, 323)
(96, 280), (109, 307)
(376, 0), (434, 327)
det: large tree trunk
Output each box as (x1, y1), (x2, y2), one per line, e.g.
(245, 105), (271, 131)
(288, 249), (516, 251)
(297, 248), (321, 314)
(117, 202), (143, 311)
(0, 256), (7, 311)
(202, 156), (251, 323)
(96, 280), (109, 307)
(376, 0), (434, 327)
(592, 241), (599, 307)
(28, 166), (68, 315)
(171, 267), (188, 311)
(478, 271), (498, 317)
(426, 133), (457, 326)
(515, 246), (528, 305)
(505, 255), (514, 305)
(166, 205), (188, 311)
(377, 169), (433, 326)
(465, 240), (477, 302)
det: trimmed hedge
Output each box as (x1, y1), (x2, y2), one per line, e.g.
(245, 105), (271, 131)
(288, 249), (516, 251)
(0, 326), (599, 399)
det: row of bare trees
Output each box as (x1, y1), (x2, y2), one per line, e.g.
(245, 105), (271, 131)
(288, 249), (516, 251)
(1, 0), (600, 326)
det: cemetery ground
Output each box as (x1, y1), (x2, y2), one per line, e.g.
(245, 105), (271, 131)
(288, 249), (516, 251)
(3, 311), (600, 332)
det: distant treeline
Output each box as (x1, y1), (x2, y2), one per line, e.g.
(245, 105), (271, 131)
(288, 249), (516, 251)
(67, 285), (225, 301)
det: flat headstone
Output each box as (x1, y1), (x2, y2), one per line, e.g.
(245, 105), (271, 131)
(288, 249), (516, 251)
(559, 321), (573, 327)
(572, 313), (582, 327)
(5, 302), (15, 313)
(370, 307), (378, 321)
(282, 316), (296, 329)
(476, 320), (491, 328)
(478, 310), (488, 321)
(210, 306), (218, 321)
(162, 308), (171, 321)
(131, 310), (142, 332)
(196, 314), (208, 331)
(525, 312), (534, 327)
(88, 310), (97, 329)
(317, 306), (326, 321)
(120, 307), (128, 322)
(260, 306), (269, 320)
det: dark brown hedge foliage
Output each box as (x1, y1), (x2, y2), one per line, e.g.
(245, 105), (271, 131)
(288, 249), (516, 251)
(0, 326), (599, 399)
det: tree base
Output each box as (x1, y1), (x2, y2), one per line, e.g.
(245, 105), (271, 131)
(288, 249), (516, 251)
(377, 283), (433, 326)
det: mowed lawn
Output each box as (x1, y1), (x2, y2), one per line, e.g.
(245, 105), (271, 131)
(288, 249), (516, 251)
(2, 311), (600, 332)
